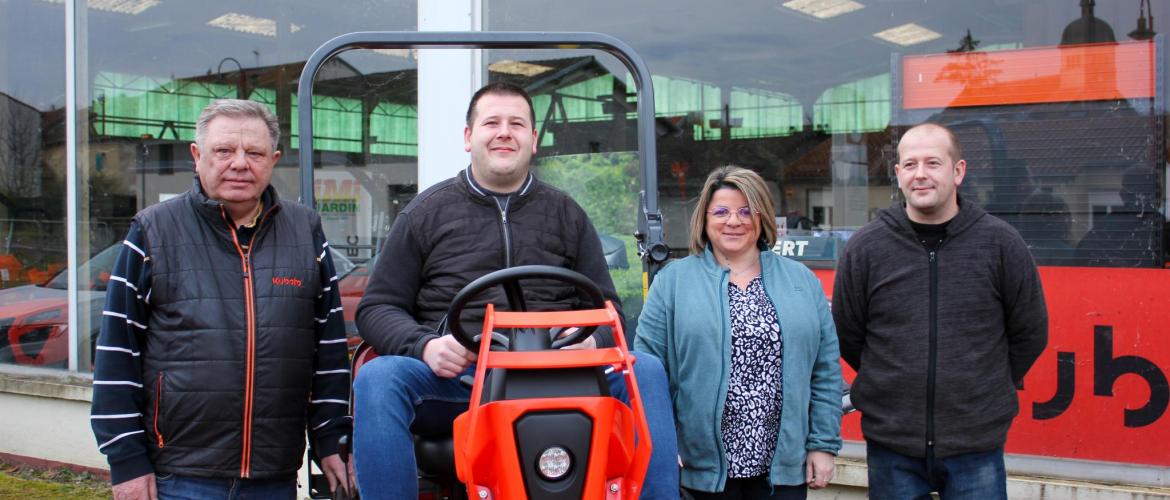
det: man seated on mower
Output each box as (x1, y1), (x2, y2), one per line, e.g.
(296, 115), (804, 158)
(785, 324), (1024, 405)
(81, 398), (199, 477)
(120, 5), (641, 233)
(351, 82), (679, 499)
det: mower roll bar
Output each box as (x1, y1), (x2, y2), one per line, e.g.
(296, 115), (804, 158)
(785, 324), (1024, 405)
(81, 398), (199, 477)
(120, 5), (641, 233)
(296, 31), (671, 284)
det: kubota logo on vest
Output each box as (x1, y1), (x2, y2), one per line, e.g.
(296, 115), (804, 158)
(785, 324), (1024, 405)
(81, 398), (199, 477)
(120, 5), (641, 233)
(272, 277), (303, 287)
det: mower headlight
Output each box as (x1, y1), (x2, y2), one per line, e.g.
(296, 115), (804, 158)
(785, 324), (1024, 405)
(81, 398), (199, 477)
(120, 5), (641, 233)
(537, 446), (571, 480)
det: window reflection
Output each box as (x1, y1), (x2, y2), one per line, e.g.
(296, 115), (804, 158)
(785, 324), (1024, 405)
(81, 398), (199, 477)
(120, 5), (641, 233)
(4, 0), (1167, 372)
(70, 0), (418, 370)
(0, 0), (67, 369)
(483, 0), (1170, 326)
(534, 152), (642, 321)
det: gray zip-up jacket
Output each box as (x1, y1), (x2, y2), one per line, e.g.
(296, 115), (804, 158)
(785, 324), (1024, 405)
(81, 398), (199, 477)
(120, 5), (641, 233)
(832, 199), (1048, 458)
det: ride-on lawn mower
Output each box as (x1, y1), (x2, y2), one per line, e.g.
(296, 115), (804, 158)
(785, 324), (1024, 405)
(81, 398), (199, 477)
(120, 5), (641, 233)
(310, 265), (653, 500)
(446, 265), (652, 499)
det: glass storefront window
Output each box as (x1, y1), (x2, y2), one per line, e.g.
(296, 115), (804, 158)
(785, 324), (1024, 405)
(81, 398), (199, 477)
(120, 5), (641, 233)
(75, 0), (418, 370)
(486, 0), (1170, 474)
(0, 0), (67, 369)
(0, 0), (1166, 486)
(487, 0), (1168, 268)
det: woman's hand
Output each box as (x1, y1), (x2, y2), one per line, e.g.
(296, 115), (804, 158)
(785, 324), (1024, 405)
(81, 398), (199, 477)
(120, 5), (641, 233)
(805, 450), (835, 489)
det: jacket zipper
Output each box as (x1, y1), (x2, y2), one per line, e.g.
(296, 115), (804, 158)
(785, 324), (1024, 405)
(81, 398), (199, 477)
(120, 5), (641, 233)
(926, 247), (939, 456)
(494, 197), (513, 268)
(757, 271), (787, 476)
(221, 206), (268, 478)
(154, 372), (165, 448)
(715, 267), (731, 489)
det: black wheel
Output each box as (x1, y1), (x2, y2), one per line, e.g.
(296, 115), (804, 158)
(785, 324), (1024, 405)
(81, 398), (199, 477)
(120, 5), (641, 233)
(445, 265), (607, 351)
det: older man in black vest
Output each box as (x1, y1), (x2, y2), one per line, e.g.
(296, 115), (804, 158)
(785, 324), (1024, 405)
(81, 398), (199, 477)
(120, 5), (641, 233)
(91, 99), (352, 499)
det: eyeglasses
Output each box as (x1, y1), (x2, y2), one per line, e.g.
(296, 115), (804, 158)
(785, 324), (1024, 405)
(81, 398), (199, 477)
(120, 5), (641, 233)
(707, 206), (756, 221)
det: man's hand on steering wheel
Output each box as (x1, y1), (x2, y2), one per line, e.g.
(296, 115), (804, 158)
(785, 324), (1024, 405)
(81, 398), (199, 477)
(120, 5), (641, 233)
(422, 335), (477, 378)
(446, 266), (608, 351)
(555, 327), (597, 350)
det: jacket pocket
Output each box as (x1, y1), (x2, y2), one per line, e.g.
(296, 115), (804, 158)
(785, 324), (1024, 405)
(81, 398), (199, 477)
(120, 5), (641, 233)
(153, 372), (166, 449)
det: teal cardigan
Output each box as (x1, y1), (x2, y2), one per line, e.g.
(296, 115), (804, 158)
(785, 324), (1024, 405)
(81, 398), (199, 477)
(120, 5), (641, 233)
(635, 248), (843, 491)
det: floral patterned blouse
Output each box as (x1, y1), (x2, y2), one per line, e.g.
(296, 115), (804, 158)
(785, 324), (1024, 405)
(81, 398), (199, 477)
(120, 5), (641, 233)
(721, 275), (784, 478)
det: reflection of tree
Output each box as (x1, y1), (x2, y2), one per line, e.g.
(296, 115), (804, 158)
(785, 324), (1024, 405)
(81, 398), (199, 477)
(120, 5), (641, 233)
(0, 96), (64, 276)
(87, 167), (132, 249)
(0, 94), (44, 202)
(535, 153), (639, 237)
(933, 51), (1004, 88)
(534, 152), (643, 318)
(948, 29), (981, 53)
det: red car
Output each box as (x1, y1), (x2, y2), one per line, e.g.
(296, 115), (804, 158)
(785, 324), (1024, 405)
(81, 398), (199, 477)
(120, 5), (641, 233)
(0, 244), (118, 367)
(0, 244), (366, 367)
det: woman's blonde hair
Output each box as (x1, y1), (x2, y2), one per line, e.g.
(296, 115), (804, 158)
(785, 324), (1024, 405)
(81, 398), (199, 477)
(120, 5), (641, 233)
(688, 166), (777, 255)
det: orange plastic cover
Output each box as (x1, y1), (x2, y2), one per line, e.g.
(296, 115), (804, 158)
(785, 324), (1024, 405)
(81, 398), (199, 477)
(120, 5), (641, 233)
(902, 40), (1155, 109)
(452, 302), (652, 499)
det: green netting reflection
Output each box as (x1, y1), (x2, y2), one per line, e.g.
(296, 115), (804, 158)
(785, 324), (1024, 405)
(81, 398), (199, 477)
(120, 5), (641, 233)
(532, 73), (730, 142)
(93, 69), (891, 150)
(92, 72), (418, 157)
(93, 72), (237, 141)
(813, 73), (890, 133)
(730, 88), (803, 139)
(655, 75), (722, 141)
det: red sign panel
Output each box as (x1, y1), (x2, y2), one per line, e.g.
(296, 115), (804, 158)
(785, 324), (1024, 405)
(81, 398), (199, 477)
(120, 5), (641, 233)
(902, 41), (1156, 109)
(812, 267), (1170, 466)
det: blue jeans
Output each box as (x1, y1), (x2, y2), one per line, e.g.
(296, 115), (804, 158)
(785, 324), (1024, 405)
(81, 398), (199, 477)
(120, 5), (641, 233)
(353, 350), (680, 499)
(154, 473), (296, 499)
(866, 440), (1007, 500)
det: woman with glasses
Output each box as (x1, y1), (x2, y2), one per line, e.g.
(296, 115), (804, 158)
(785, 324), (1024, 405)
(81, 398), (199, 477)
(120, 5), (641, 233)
(635, 166), (843, 499)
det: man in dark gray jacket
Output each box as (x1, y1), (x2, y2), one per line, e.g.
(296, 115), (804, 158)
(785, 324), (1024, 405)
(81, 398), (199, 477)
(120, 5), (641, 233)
(350, 82), (678, 499)
(832, 123), (1048, 499)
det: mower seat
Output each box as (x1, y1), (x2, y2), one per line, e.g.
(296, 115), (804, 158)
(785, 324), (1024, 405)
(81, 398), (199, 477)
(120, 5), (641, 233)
(352, 342), (460, 478)
(415, 435), (457, 477)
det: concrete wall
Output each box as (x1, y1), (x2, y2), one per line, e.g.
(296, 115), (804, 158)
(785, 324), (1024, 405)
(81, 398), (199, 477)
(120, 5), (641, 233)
(811, 458), (1170, 500)
(0, 364), (324, 498)
(0, 366), (105, 471)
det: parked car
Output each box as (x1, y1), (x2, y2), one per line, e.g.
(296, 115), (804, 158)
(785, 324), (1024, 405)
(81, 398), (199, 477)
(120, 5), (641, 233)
(0, 243), (118, 367)
(330, 250), (367, 346)
(0, 243), (362, 368)
(599, 233), (630, 269)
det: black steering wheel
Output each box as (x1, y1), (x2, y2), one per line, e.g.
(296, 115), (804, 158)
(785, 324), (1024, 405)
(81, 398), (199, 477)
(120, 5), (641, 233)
(445, 265), (607, 351)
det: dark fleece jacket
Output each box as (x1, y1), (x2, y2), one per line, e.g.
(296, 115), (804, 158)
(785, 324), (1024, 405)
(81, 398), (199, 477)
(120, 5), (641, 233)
(355, 168), (621, 359)
(832, 199), (1048, 458)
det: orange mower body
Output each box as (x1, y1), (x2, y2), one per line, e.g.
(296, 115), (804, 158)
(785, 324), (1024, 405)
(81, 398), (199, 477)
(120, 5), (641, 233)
(452, 302), (652, 499)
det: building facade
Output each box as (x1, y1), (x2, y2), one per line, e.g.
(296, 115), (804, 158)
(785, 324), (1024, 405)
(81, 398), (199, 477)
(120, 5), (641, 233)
(1, 0), (1168, 493)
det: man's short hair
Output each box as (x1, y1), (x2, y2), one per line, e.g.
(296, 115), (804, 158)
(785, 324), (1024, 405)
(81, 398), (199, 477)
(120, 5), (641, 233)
(465, 82), (537, 128)
(688, 165), (778, 255)
(899, 122), (962, 161)
(195, 99), (281, 152)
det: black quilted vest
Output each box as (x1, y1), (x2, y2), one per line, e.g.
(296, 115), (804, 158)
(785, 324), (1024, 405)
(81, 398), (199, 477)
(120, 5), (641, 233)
(137, 178), (321, 479)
